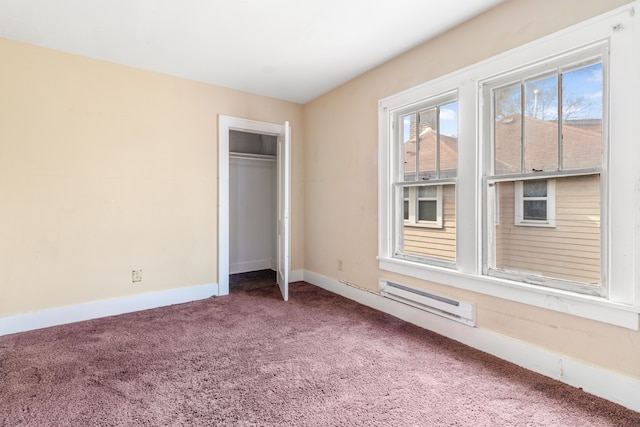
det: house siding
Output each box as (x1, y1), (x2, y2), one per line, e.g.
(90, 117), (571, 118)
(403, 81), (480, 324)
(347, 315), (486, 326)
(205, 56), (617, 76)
(495, 175), (601, 284)
(403, 184), (456, 261)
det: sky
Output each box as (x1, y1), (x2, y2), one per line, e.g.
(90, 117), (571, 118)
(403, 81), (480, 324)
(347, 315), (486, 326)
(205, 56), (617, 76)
(403, 101), (458, 141)
(403, 61), (602, 140)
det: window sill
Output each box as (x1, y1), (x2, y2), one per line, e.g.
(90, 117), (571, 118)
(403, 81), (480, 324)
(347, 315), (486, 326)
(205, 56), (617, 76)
(514, 221), (556, 228)
(378, 256), (640, 330)
(403, 221), (443, 229)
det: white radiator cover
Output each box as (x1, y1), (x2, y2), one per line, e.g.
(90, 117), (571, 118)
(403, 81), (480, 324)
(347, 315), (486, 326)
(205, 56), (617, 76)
(379, 279), (476, 326)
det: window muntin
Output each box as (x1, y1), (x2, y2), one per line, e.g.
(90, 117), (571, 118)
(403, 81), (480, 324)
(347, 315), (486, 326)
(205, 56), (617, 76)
(394, 95), (458, 265)
(486, 52), (605, 295)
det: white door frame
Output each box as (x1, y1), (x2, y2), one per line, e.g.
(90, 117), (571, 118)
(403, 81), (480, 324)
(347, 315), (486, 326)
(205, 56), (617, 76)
(218, 115), (285, 296)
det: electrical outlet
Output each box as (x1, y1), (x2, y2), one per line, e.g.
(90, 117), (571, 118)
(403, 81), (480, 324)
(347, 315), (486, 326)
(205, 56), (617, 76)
(337, 259), (344, 272)
(132, 270), (142, 283)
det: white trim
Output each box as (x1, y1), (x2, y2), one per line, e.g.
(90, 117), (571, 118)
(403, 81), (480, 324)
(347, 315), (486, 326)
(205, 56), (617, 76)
(289, 269), (304, 283)
(0, 283), (217, 337)
(302, 270), (640, 413)
(218, 115), (285, 296)
(379, 257), (638, 330)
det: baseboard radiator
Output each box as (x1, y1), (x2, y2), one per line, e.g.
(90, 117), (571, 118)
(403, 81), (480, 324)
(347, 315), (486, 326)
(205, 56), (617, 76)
(379, 280), (476, 327)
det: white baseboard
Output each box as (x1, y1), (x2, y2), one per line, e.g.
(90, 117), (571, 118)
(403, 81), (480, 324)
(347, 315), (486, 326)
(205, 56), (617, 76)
(0, 283), (218, 337)
(229, 259), (273, 275)
(290, 269), (304, 283)
(303, 270), (640, 413)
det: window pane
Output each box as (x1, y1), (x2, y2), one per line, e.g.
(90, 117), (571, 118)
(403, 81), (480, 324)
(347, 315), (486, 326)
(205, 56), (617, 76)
(439, 101), (458, 178)
(418, 201), (437, 221)
(402, 113), (417, 181)
(493, 176), (600, 285)
(523, 200), (547, 220)
(402, 184), (456, 262)
(417, 108), (437, 180)
(494, 83), (522, 175)
(524, 74), (558, 172)
(403, 200), (409, 220)
(562, 62), (602, 170)
(418, 186), (437, 198)
(523, 180), (547, 197)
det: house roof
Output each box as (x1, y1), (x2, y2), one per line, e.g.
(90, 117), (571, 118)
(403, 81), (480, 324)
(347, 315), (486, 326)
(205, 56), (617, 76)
(403, 129), (458, 179)
(402, 114), (601, 178)
(493, 114), (601, 174)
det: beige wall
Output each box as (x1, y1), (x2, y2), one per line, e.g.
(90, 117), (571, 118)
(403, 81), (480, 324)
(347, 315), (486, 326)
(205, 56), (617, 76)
(303, 0), (639, 379)
(0, 38), (304, 316)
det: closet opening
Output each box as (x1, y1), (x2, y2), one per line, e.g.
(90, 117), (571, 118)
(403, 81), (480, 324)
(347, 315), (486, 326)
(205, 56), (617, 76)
(228, 130), (278, 293)
(218, 115), (291, 301)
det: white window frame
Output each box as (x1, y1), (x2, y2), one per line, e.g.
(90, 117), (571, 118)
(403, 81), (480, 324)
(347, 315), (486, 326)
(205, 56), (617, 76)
(387, 92), (458, 268)
(404, 185), (443, 228)
(484, 45), (606, 296)
(514, 179), (556, 227)
(378, 3), (640, 330)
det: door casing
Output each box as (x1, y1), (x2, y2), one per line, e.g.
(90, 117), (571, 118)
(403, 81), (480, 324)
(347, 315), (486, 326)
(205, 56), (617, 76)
(218, 115), (289, 297)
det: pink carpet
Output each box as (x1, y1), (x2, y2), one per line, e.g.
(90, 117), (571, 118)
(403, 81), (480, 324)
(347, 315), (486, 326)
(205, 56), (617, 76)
(1, 282), (638, 426)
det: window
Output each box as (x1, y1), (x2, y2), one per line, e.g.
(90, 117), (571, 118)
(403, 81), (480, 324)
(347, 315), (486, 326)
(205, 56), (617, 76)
(391, 94), (458, 265)
(404, 186), (443, 227)
(379, 5), (639, 329)
(515, 180), (556, 226)
(485, 48), (605, 294)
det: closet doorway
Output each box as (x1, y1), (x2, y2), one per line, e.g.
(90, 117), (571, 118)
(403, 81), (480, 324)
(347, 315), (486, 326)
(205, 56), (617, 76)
(229, 130), (276, 279)
(218, 116), (291, 301)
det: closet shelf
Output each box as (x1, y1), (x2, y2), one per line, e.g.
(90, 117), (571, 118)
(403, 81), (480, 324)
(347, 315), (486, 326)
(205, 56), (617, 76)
(229, 152), (277, 162)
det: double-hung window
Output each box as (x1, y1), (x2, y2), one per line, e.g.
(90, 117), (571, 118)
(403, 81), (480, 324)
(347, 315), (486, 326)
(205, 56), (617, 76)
(484, 47), (606, 295)
(379, 4), (638, 329)
(390, 94), (458, 266)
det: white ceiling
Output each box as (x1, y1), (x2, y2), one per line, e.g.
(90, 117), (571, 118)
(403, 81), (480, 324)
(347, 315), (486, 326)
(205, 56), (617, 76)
(0, 0), (503, 103)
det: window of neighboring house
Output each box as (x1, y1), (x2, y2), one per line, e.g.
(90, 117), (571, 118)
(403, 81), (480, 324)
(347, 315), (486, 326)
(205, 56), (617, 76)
(404, 186), (443, 227)
(484, 48), (605, 295)
(515, 179), (556, 227)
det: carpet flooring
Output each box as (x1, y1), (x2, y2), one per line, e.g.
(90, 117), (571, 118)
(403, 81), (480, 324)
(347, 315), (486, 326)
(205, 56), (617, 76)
(1, 281), (638, 426)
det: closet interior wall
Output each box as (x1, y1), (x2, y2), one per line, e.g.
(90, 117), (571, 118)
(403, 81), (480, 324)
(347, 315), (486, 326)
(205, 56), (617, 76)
(229, 131), (277, 275)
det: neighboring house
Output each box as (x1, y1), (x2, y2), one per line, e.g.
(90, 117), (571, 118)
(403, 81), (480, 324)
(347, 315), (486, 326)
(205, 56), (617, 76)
(493, 114), (602, 286)
(402, 120), (458, 261)
(401, 113), (603, 286)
